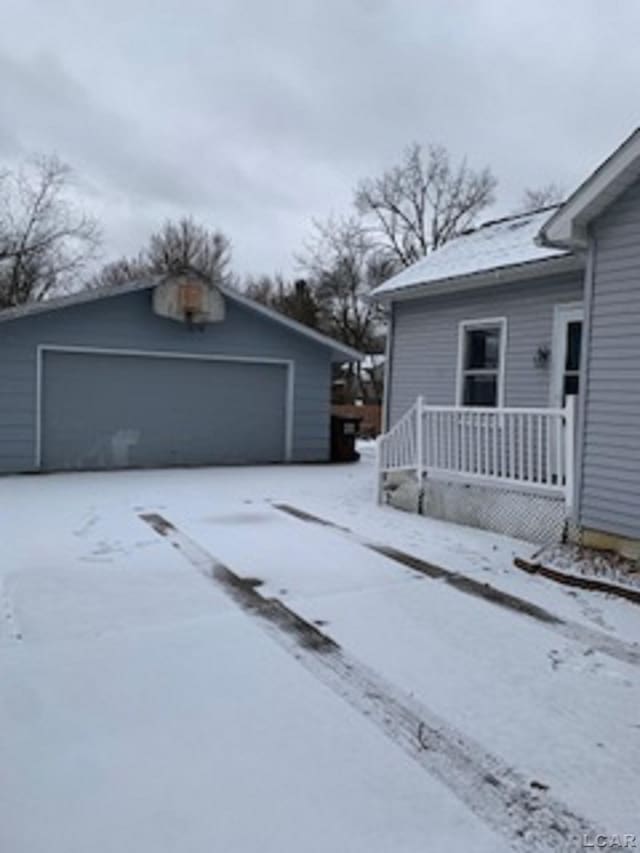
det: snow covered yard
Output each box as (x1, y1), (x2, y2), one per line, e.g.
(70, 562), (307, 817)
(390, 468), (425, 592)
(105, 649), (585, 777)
(1, 448), (639, 852)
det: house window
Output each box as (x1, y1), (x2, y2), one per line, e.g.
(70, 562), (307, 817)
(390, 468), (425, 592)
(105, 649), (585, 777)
(551, 303), (583, 408)
(563, 320), (582, 398)
(457, 319), (506, 407)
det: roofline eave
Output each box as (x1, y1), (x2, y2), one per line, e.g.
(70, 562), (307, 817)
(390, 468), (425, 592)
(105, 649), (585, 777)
(370, 252), (584, 304)
(539, 126), (640, 250)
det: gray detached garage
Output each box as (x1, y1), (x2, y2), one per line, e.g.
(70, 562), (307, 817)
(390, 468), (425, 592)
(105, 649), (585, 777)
(0, 276), (361, 473)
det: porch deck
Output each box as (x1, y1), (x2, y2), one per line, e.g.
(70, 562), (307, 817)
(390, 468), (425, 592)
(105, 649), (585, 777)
(377, 396), (577, 511)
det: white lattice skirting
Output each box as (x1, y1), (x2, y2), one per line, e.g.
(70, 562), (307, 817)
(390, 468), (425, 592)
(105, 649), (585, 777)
(383, 471), (566, 544)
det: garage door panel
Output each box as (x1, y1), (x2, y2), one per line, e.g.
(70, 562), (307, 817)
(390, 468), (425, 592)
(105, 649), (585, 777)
(41, 352), (287, 471)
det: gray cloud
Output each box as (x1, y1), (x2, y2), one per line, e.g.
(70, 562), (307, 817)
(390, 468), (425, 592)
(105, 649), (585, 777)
(1, 0), (639, 277)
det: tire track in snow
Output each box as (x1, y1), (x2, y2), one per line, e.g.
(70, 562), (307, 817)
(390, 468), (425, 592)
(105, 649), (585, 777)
(141, 512), (604, 852)
(273, 503), (640, 668)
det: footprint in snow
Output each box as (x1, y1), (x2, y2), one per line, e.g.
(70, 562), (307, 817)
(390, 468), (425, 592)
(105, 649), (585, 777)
(548, 649), (563, 670)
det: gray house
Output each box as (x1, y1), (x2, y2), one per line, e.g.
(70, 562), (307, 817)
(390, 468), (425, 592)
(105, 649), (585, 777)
(373, 128), (640, 557)
(0, 276), (360, 473)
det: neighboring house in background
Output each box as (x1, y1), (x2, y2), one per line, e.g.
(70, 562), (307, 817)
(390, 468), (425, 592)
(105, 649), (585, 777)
(373, 128), (640, 557)
(359, 353), (386, 405)
(332, 353), (385, 406)
(0, 275), (360, 473)
(333, 353), (385, 438)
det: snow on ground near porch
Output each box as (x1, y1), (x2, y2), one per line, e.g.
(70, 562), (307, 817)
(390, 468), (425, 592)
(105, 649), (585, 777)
(1, 449), (639, 850)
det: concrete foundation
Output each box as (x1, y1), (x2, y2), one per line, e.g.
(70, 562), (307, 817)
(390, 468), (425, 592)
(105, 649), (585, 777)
(572, 525), (640, 561)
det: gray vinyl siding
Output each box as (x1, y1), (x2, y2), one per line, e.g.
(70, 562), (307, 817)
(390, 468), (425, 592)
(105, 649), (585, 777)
(388, 273), (584, 424)
(0, 288), (332, 472)
(579, 178), (640, 540)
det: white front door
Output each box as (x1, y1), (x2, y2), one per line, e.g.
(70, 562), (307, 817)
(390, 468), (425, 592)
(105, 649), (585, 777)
(550, 303), (584, 409)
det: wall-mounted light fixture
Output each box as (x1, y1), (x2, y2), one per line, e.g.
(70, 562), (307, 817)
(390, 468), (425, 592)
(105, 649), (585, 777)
(533, 345), (550, 369)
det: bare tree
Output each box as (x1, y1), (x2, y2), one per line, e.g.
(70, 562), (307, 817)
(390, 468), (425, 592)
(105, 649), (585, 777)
(244, 274), (324, 330)
(297, 217), (390, 401)
(146, 218), (231, 284)
(299, 216), (391, 353)
(244, 273), (280, 306)
(88, 255), (148, 290)
(89, 217), (233, 290)
(0, 155), (100, 308)
(355, 143), (497, 268)
(517, 183), (564, 213)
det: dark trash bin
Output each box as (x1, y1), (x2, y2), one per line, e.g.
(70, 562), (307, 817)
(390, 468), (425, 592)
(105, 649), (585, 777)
(330, 414), (362, 462)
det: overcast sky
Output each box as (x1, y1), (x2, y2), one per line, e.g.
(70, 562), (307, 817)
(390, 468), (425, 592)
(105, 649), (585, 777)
(1, 0), (638, 278)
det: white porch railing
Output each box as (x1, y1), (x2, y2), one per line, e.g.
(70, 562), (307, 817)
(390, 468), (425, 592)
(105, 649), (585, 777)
(377, 396), (577, 509)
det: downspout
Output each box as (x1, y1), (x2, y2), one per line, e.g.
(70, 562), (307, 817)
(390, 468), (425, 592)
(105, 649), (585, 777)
(381, 301), (394, 432)
(538, 215), (593, 533)
(573, 230), (596, 529)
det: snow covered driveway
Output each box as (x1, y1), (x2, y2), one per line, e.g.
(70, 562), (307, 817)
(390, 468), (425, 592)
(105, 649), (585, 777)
(1, 448), (639, 851)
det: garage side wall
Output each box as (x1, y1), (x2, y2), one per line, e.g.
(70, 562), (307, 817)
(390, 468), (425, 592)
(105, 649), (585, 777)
(0, 290), (332, 472)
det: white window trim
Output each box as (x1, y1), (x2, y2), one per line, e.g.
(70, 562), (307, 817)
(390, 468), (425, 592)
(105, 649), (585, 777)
(455, 317), (507, 408)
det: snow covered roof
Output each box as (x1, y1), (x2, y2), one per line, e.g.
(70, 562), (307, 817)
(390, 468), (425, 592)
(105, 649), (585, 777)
(0, 277), (363, 362)
(371, 207), (580, 301)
